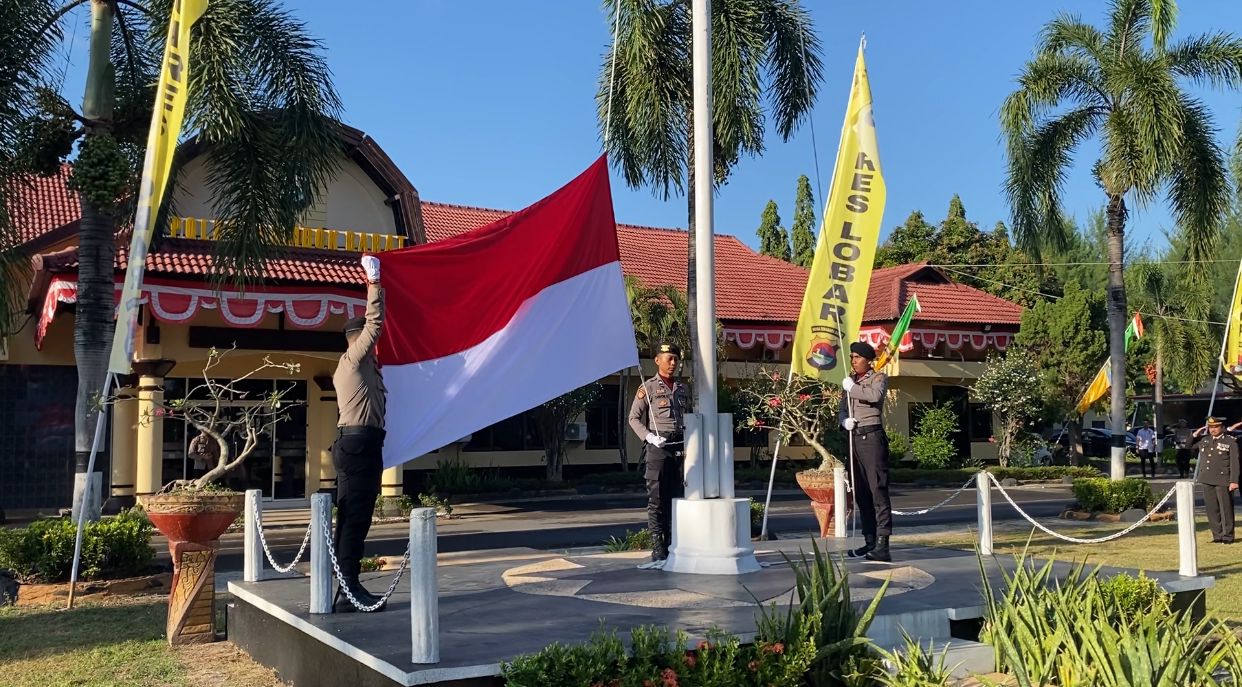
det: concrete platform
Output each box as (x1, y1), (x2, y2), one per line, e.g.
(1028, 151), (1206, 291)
(227, 538), (1214, 687)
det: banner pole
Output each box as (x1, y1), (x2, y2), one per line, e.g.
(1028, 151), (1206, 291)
(67, 371), (116, 609)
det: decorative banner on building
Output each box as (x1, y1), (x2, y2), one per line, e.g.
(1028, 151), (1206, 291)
(873, 294), (920, 370)
(1223, 259), (1242, 380)
(108, 0), (210, 374)
(1075, 312), (1145, 416)
(791, 43), (886, 386)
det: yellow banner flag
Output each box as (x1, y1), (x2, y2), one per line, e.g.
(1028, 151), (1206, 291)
(791, 44), (886, 385)
(109, 0), (210, 374)
(1224, 259), (1242, 380)
(1074, 313), (1144, 415)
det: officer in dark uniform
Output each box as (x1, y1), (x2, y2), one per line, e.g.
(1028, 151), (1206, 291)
(627, 342), (691, 562)
(840, 342), (893, 562)
(1193, 417), (1240, 544)
(1174, 419), (1196, 478)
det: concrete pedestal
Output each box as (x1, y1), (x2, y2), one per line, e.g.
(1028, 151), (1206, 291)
(662, 498), (761, 575)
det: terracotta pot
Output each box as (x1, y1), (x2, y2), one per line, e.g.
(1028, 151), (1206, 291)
(139, 490), (243, 645)
(795, 470), (853, 538)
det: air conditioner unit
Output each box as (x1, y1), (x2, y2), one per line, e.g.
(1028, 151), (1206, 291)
(563, 422), (588, 442)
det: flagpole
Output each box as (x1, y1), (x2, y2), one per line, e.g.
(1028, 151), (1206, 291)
(67, 371), (115, 609)
(758, 367), (795, 539)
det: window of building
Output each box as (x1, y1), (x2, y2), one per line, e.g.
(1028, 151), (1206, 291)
(586, 385), (622, 450)
(464, 412), (543, 452)
(968, 403), (994, 442)
(0, 365), (78, 510)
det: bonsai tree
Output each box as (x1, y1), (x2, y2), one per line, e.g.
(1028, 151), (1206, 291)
(105, 347), (303, 492)
(737, 370), (843, 472)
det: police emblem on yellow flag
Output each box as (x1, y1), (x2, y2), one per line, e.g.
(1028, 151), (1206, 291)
(792, 42), (886, 386)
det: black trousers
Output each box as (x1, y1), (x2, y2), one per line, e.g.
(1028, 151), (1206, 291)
(643, 444), (684, 557)
(1202, 483), (1236, 543)
(1137, 449), (1154, 477)
(852, 427), (893, 538)
(332, 426), (385, 580)
(1176, 449), (1194, 477)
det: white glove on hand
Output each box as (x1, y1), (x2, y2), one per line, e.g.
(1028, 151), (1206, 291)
(645, 433), (667, 448)
(841, 376), (856, 393)
(843, 417), (857, 431)
(361, 255), (381, 283)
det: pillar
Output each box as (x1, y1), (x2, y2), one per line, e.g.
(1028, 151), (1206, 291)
(105, 386), (138, 513)
(136, 373), (165, 497)
(310, 395), (338, 496)
(378, 465), (404, 516)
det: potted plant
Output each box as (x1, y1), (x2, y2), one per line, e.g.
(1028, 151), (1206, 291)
(102, 347), (301, 644)
(739, 370), (852, 538)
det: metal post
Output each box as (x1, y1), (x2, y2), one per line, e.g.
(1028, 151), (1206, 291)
(977, 472), (993, 556)
(684, 413), (706, 499)
(690, 0), (717, 486)
(410, 508), (440, 664)
(1176, 481), (1198, 577)
(717, 413), (734, 498)
(833, 465), (847, 538)
(309, 492), (332, 614)
(243, 489), (263, 583)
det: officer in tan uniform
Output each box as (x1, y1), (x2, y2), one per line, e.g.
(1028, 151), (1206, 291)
(628, 342), (691, 562)
(840, 342), (893, 562)
(1193, 417), (1240, 544)
(331, 254), (388, 612)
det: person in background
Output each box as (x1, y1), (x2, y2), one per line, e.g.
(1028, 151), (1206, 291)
(1135, 422), (1157, 479)
(1174, 419), (1196, 479)
(1193, 417), (1240, 544)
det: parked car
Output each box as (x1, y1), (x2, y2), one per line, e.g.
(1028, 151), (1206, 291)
(1043, 427), (1133, 458)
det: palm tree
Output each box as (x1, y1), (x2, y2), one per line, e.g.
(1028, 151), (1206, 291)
(1, 0), (341, 514)
(1000, 0), (1242, 479)
(598, 0), (821, 407)
(1130, 260), (1217, 441)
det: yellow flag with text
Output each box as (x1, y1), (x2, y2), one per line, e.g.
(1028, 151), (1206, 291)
(1224, 259), (1242, 380)
(109, 0), (209, 374)
(792, 45), (886, 386)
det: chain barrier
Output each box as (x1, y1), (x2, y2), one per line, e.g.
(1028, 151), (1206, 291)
(251, 497), (313, 574)
(891, 474), (979, 516)
(320, 508), (412, 612)
(986, 472), (1177, 544)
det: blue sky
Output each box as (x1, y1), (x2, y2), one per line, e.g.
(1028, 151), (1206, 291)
(59, 1), (1242, 251)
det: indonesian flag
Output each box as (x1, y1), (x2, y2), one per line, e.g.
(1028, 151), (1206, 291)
(375, 156), (638, 466)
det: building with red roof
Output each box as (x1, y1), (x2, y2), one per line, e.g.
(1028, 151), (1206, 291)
(3, 133), (1022, 510)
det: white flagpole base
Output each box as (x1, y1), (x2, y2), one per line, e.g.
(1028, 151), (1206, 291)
(662, 498), (761, 575)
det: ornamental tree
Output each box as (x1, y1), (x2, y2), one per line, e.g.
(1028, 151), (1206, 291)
(533, 382), (602, 482)
(736, 370), (842, 471)
(971, 350), (1043, 467)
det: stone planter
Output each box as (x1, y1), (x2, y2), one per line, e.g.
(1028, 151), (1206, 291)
(141, 491), (243, 645)
(795, 470), (853, 538)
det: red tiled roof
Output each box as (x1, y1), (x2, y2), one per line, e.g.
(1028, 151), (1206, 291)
(9, 165), (81, 244)
(864, 263), (1024, 325)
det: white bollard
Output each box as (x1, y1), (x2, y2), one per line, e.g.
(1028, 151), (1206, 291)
(309, 492), (333, 614)
(977, 472), (993, 556)
(243, 489), (263, 583)
(717, 413), (734, 499)
(833, 466), (847, 538)
(1176, 481), (1198, 577)
(410, 508), (440, 664)
(683, 413), (706, 500)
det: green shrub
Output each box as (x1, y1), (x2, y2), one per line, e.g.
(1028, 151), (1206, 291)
(0, 509), (154, 583)
(1072, 477), (1153, 513)
(603, 528), (653, 552)
(750, 499), (766, 535)
(876, 632), (952, 687)
(359, 556), (383, 573)
(1099, 573), (1171, 623)
(911, 404), (959, 469)
(887, 429), (910, 460)
(418, 493), (453, 517)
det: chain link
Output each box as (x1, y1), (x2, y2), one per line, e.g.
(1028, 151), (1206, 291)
(320, 508), (412, 612)
(251, 497), (312, 574)
(892, 475), (979, 516)
(986, 472), (1177, 544)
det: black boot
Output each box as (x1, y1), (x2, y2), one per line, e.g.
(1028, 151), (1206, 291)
(865, 535), (891, 562)
(846, 535), (876, 559)
(333, 578), (387, 613)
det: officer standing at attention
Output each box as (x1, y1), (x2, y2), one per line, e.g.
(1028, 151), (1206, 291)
(1193, 417), (1240, 544)
(628, 343), (691, 563)
(840, 342), (894, 562)
(331, 254), (388, 612)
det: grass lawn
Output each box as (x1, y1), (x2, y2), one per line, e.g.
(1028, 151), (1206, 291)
(904, 522), (1242, 622)
(0, 595), (284, 687)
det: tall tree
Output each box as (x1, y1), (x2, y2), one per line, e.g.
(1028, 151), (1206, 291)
(1001, 0), (1242, 478)
(1, 0), (341, 514)
(756, 199), (790, 260)
(790, 173), (816, 267)
(598, 0), (822, 406)
(875, 210), (936, 268)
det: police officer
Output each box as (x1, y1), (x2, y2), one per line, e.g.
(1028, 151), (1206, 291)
(1174, 419), (1196, 479)
(1193, 417), (1240, 544)
(628, 342), (691, 562)
(840, 342), (893, 562)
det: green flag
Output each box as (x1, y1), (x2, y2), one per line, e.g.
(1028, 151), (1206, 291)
(874, 294), (920, 370)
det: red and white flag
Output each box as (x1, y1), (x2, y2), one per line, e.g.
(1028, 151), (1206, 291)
(375, 156), (638, 466)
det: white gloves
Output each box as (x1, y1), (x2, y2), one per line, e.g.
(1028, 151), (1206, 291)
(843, 417), (857, 431)
(841, 376), (856, 393)
(645, 433), (667, 448)
(361, 255), (381, 283)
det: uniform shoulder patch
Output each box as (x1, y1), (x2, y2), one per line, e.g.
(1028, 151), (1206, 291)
(636, 388), (647, 400)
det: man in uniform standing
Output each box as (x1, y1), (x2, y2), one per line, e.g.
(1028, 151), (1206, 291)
(331, 255), (388, 612)
(1192, 417), (1240, 544)
(840, 342), (893, 562)
(628, 342), (691, 563)
(1174, 419), (1196, 479)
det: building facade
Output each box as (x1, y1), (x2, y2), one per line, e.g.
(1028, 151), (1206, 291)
(3, 129), (1023, 511)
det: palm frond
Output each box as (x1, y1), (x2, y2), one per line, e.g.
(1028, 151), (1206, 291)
(999, 52), (1107, 142)
(1108, 0), (1154, 57)
(1166, 95), (1229, 267)
(1039, 13), (1107, 64)
(1099, 50), (1184, 203)
(1166, 32), (1242, 90)
(710, 0), (766, 165)
(757, 0), (821, 141)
